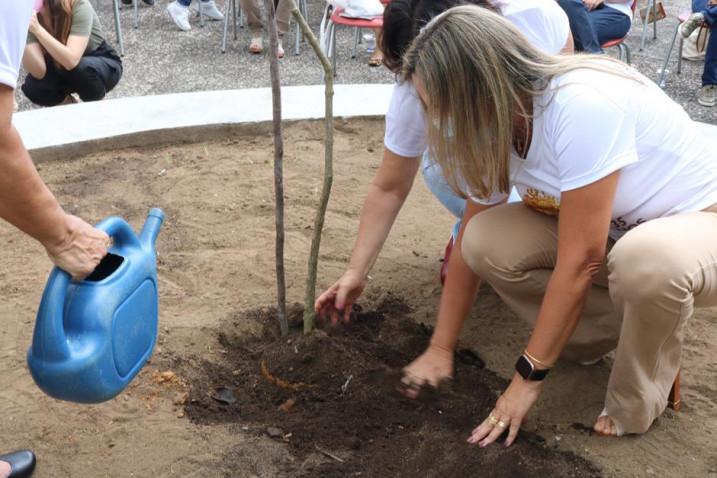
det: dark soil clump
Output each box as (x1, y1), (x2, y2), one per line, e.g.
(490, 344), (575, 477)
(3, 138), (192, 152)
(181, 296), (601, 477)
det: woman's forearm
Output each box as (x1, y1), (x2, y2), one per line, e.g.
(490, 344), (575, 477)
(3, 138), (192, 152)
(22, 45), (47, 78)
(525, 261), (595, 365)
(33, 28), (81, 70)
(0, 120), (69, 248)
(347, 149), (420, 278)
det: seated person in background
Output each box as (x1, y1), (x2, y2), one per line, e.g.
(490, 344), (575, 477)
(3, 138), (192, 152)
(557, 0), (632, 53)
(166, 0), (224, 32)
(680, 0), (716, 106)
(239, 0), (291, 58)
(22, 0), (122, 107)
(121, 0), (155, 5)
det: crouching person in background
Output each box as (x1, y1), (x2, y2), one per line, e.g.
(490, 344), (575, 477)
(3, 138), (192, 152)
(22, 0), (122, 107)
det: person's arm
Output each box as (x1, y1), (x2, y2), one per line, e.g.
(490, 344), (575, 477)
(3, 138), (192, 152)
(469, 172), (619, 448)
(562, 31), (575, 54)
(315, 147), (420, 324)
(400, 199), (499, 395)
(29, 12), (88, 71)
(0, 85), (109, 280)
(22, 42), (46, 79)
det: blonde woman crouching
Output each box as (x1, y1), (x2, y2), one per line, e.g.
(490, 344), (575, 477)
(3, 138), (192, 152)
(402, 5), (717, 443)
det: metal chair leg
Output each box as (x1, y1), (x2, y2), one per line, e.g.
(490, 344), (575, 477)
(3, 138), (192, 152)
(113, 0), (125, 56)
(233, 0), (239, 40)
(658, 22), (680, 88)
(199, 0), (205, 27)
(618, 43), (631, 64)
(677, 35), (684, 74)
(639, 0), (651, 51)
(652, 0), (657, 39)
(332, 24), (337, 76)
(221, 0), (232, 53)
(133, 0), (139, 29)
(351, 27), (359, 58)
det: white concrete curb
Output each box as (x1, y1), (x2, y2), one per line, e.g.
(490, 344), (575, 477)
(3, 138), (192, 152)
(13, 84), (394, 157)
(12, 82), (716, 157)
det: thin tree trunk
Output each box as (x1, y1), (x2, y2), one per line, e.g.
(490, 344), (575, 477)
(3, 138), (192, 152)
(287, 3), (334, 334)
(264, 0), (288, 337)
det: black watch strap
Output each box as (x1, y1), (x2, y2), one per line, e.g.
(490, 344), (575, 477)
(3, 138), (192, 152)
(515, 354), (550, 381)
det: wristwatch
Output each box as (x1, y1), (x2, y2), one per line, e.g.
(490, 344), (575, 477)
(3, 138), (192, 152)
(515, 354), (550, 381)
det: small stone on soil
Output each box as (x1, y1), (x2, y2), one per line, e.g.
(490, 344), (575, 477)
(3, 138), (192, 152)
(266, 426), (283, 439)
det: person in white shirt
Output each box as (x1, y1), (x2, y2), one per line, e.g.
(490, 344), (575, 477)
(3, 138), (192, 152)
(403, 5), (717, 443)
(1, 2), (110, 475)
(557, 0), (633, 53)
(316, 0), (572, 405)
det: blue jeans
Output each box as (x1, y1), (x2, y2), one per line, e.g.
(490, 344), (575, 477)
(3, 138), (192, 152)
(178, 0), (209, 6)
(421, 153), (521, 240)
(693, 0), (717, 86)
(557, 0), (632, 53)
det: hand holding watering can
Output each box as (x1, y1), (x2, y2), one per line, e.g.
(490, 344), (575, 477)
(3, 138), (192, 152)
(28, 209), (165, 403)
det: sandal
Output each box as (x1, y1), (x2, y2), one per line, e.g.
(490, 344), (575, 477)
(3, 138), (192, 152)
(368, 52), (383, 67)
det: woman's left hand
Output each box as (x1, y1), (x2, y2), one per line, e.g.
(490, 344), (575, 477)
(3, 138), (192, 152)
(28, 12), (42, 35)
(467, 373), (544, 447)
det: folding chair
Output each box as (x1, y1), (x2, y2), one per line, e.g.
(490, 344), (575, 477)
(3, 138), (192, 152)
(601, 0), (637, 64)
(320, 5), (383, 76)
(658, 10), (708, 88)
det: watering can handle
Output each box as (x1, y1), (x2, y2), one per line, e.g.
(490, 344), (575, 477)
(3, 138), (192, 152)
(96, 217), (141, 249)
(32, 267), (72, 361)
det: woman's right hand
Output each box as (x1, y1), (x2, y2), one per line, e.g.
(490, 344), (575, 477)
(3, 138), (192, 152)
(44, 214), (110, 282)
(399, 344), (454, 399)
(315, 269), (367, 325)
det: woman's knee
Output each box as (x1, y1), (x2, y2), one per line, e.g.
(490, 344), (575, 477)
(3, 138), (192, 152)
(608, 227), (687, 303)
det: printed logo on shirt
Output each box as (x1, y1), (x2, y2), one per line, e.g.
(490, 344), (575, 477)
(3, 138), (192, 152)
(523, 188), (560, 216)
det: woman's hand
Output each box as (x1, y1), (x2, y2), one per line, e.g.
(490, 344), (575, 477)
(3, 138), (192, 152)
(315, 269), (367, 325)
(467, 373), (544, 447)
(44, 214), (110, 282)
(28, 12), (42, 35)
(399, 344), (454, 398)
(583, 0), (603, 10)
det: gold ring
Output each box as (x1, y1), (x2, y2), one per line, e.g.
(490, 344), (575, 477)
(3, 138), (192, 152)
(497, 420), (507, 429)
(488, 415), (498, 426)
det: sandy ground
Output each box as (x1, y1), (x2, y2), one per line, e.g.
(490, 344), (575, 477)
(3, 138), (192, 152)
(1, 119), (716, 477)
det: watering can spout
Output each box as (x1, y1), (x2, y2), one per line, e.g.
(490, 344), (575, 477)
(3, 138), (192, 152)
(139, 208), (165, 249)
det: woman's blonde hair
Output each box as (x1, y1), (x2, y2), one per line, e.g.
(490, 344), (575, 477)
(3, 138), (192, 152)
(402, 5), (640, 200)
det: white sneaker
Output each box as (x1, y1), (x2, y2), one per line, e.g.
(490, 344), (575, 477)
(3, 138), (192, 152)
(167, 1), (191, 31)
(698, 85), (716, 107)
(190, 0), (224, 21)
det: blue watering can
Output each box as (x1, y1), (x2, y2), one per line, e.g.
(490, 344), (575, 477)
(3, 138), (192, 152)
(27, 208), (165, 403)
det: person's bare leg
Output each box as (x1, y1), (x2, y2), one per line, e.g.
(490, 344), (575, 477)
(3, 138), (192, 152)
(369, 28), (382, 66)
(0, 460), (11, 478)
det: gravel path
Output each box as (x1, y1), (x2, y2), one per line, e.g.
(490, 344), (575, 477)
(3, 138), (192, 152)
(15, 0), (716, 124)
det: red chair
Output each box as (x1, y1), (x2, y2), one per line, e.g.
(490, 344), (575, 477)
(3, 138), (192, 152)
(321, 5), (384, 75)
(600, 0), (637, 64)
(658, 10), (708, 88)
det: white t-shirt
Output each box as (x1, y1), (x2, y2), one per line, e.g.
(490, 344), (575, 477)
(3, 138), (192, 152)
(384, 0), (570, 158)
(472, 66), (717, 240)
(604, 0), (633, 19)
(0, 0), (33, 89)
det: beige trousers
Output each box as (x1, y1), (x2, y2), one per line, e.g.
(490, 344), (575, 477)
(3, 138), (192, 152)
(239, 0), (292, 35)
(461, 203), (717, 434)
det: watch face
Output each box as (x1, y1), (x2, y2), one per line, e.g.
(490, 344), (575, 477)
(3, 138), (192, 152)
(515, 355), (534, 380)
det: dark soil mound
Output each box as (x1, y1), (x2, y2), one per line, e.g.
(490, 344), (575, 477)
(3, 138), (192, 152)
(182, 296), (601, 477)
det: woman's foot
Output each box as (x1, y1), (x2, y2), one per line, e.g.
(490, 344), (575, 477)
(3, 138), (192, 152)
(0, 460), (10, 478)
(368, 51), (383, 67)
(593, 411), (622, 436)
(0, 450), (36, 478)
(249, 35), (263, 54)
(698, 85), (716, 107)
